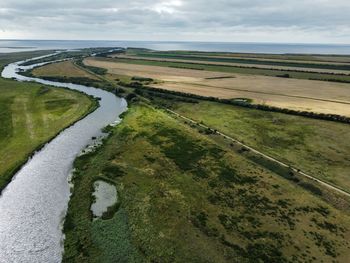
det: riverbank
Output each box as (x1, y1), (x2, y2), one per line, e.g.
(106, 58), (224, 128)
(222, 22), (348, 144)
(0, 51), (127, 262)
(63, 101), (350, 262)
(0, 54), (98, 192)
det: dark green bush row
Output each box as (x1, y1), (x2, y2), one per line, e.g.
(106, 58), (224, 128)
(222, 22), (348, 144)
(134, 85), (350, 124)
(134, 52), (350, 72)
(75, 59), (107, 75)
(131, 76), (153, 82)
(118, 56), (350, 78)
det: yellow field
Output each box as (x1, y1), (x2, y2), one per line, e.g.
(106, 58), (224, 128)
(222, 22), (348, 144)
(115, 54), (350, 75)
(84, 57), (350, 116)
(32, 60), (99, 80)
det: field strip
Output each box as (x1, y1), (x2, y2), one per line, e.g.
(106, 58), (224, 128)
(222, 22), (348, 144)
(72, 61), (109, 82)
(165, 108), (350, 198)
(159, 54), (350, 66)
(117, 55), (350, 75)
(156, 81), (350, 106)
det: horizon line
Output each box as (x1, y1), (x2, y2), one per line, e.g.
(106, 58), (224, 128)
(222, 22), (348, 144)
(1, 38), (350, 46)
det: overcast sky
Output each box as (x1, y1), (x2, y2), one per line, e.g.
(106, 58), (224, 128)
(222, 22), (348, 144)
(0, 0), (350, 43)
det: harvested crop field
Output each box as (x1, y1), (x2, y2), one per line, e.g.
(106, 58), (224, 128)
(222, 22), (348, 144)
(115, 54), (350, 75)
(84, 57), (232, 81)
(84, 57), (350, 116)
(32, 60), (99, 80)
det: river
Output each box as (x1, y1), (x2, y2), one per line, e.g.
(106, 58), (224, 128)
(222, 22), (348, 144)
(0, 55), (127, 262)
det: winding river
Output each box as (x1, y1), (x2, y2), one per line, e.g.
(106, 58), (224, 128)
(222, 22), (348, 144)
(0, 55), (127, 262)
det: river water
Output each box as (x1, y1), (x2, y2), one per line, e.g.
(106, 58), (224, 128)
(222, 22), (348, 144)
(0, 56), (127, 262)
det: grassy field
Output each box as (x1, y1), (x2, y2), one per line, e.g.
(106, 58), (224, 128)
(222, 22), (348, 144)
(64, 102), (350, 263)
(0, 50), (53, 69)
(0, 68), (97, 191)
(30, 60), (122, 94)
(84, 57), (350, 116)
(170, 101), (350, 193)
(32, 60), (99, 80)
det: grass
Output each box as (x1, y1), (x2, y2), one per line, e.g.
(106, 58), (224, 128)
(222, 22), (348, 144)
(106, 57), (350, 82)
(125, 48), (350, 63)
(171, 100), (350, 193)
(63, 102), (350, 263)
(0, 50), (53, 71)
(19, 47), (116, 66)
(127, 51), (350, 71)
(83, 57), (350, 117)
(31, 61), (123, 94)
(32, 60), (99, 80)
(0, 74), (97, 191)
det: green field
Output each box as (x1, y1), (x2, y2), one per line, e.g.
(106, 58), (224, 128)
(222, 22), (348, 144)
(30, 60), (122, 94)
(0, 52), (97, 191)
(63, 103), (350, 263)
(165, 101), (350, 193)
(0, 50), (53, 69)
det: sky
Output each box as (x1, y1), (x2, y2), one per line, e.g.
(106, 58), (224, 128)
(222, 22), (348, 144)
(0, 0), (350, 43)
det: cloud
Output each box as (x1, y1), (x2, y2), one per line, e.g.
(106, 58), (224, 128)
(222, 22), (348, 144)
(0, 0), (349, 43)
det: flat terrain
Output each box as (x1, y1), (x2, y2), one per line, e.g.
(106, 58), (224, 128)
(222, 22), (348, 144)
(84, 57), (350, 116)
(116, 54), (350, 75)
(32, 60), (99, 80)
(125, 48), (350, 63)
(170, 101), (350, 193)
(0, 77), (96, 191)
(0, 50), (53, 69)
(64, 103), (350, 263)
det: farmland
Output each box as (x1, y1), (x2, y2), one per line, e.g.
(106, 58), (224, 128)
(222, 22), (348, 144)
(84, 57), (350, 116)
(27, 49), (350, 262)
(32, 60), (99, 80)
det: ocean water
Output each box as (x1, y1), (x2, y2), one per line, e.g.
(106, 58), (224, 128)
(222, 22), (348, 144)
(1, 40), (350, 55)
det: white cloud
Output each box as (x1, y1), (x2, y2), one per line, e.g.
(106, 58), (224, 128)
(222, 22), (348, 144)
(0, 0), (349, 43)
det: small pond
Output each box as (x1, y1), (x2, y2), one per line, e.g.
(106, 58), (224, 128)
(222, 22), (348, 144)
(91, 180), (118, 218)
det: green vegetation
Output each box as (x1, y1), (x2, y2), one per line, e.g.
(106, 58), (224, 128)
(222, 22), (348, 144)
(19, 47), (118, 66)
(133, 85), (350, 124)
(126, 50), (350, 71)
(0, 50), (53, 69)
(170, 100), (350, 193)
(125, 48), (350, 63)
(107, 57), (350, 83)
(0, 52), (98, 191)
(76, 59), (108, 75)
(64, 103), (350, 263)
(30, 61), (126, 95)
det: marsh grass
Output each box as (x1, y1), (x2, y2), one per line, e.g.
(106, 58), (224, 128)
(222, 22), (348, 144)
(173, 101), (350, 193)
(63, 103), (350, 263)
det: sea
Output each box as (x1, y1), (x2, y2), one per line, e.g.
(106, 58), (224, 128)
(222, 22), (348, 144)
(1, 39), (350, 55)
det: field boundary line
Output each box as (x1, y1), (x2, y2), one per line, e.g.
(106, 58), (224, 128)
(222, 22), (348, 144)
(157, 81), (350, 106)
